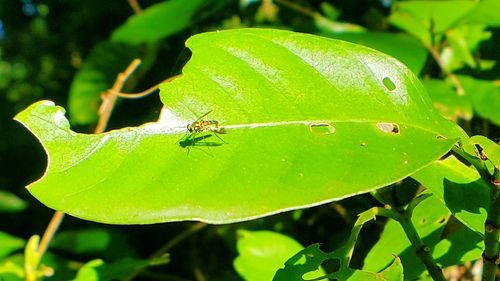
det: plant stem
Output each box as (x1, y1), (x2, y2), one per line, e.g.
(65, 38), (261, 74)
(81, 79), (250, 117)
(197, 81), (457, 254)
(37, 211), (64, 257)
(128, 0), (142, 14)
(482, 168), (500, 281)
(398, 210), (447, 281)
(423, 42), (464, 95)
(124, 222), (207, 281)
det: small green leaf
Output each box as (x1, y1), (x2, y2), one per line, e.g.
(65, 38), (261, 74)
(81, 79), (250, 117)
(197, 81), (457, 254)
(0, 232), (25, 260)
(433, 224), (483, 267)
(458, 75), (500, 126)
(458, 0), (500, 27)
(111, 0), (207, 45)
(16, 29), (463, 224)
(73, 256), (169, 281)
(275, 207), (402, 280)
(51, 228), (134, 260)
(442, 25), (491, 71)
(234, 230), (323, 281)
(422, 79), (473, 121)
(470, 135), (500, 170)
(68, 42), (141, 125)
(412, 156), (489, 235)
(0, 190), (27, 213)
(389, 0), (476, 44)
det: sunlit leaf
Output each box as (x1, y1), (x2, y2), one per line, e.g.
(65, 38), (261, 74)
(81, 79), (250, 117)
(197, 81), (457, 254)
(16, 29), (463, 224)
(470, 135), (500, 170)
(422, 79), (473, 121)
(274, 208), (403, 280)
(0, 190), (27, 213)
(111, 0), (207, 45)
(458, 75), (500, 126)
(233, 230), (323, 281)
(458, 0), (500, 27)
(389, 0), (476, 44)
(412, 156), (489, 235)
(0, 232), (24, 260)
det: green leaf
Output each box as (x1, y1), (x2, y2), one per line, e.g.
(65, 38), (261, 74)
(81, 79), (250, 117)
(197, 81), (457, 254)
(111, 0), (207, 45)
(470, 135), (500, 170)
(234, 230), (323, 281)
(51, 228), (134, 260)
(458, 0), (500, 27)
(274, 208), (403, 280)
(363, 195), (449, 279)
(73, 256), (169, 281)
(0, 190), (27, 213)
(433, 224), (483, 267)
(412, 156), (489, 235)
(389, 0), (476, 44)
(422, 79), (473, 121)
(458, 75), (500, 126)
(68, 42), (141, 125)
(0, 232), (25, 260)
(321, 32), (427, 74)
(442, 25), (491, 71)
(16, 29), (463, 224)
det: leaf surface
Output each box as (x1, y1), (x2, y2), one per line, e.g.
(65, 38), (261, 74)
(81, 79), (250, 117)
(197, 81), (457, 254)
(16, 29), (463, 224)
(111, 0), (206, 45)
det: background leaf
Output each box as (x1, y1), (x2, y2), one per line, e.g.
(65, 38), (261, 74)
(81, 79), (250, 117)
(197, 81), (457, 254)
(412, 156), (489, 235)
(111, 0), (207, 45)
(67, 42), (141, 125)
(0, 190), (27, 213)
(16, 29), (462, 224)
(233, 230), (323, 281)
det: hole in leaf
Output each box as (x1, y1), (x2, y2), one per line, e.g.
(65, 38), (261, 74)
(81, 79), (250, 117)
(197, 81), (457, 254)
(321, 258), (341, 274)
(309, 123), (336, 135)
(436, 135), (446, 140)
(383, 77), (396, 91)
(376, 123), (400, 134)
(420, 218), (427, 224)
(437, 217), (446, 224)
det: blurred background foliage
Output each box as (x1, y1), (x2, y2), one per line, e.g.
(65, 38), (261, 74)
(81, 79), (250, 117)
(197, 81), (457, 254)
(0, 0), (499, 280)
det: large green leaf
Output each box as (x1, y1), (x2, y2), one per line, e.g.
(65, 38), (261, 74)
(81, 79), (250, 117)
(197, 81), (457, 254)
(111, 0), (207, 45)
(16, 29), (463, 224)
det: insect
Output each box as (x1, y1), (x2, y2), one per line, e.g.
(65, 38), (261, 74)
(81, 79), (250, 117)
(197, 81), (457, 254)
(179, 111), (227, 150)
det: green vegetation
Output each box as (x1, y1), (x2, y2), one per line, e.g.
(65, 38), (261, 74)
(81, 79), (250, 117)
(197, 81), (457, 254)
(1, 0), (499, 280)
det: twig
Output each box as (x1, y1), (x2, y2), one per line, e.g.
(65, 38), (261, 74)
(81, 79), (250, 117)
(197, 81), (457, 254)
(423, 43), (465, 96)
(96, 59), (142, 133)
(128, 0), (142, 14)
(113, 74), (180, 99)
(124, 222), (207, 281)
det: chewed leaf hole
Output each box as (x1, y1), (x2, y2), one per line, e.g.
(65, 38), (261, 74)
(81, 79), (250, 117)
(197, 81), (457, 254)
(383, 77), (396, 91)
(436, 135), (447, 140)
(309, 123), (336, 135)
(376, 122), (400, 134)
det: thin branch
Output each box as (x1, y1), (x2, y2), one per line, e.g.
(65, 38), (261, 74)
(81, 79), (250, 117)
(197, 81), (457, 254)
(36, 211), (64, 258)
(128, 0), (142, 14)
(113, 74), (181, 99)
(95, 59), (142, 133)
(124, 222), (206, 281)
(423, 43), (465, 96)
